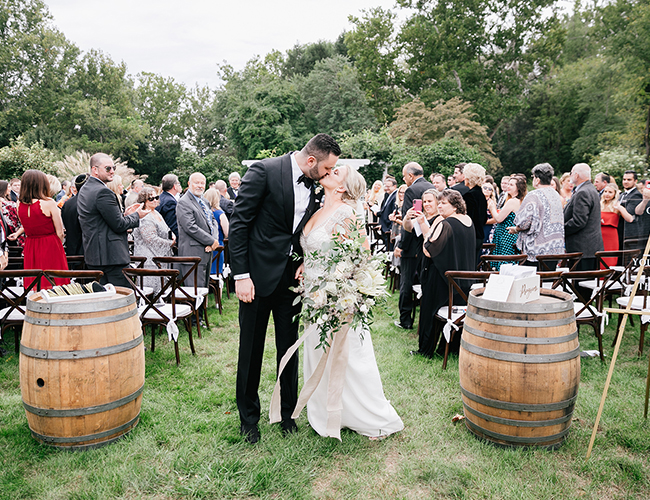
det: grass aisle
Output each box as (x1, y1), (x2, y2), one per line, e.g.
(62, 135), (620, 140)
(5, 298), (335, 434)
(1, 293), (650, 499)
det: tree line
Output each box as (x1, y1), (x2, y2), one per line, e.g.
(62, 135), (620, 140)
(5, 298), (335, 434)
(1, 0), (648, 185)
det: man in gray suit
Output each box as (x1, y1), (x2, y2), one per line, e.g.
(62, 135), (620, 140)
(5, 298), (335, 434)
(176, 172), (220, 287)
(77, 153), (149, 287)
(564, 163), (604, 270)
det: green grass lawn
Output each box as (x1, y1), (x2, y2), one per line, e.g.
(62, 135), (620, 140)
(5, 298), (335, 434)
(1, 292), (650, 499)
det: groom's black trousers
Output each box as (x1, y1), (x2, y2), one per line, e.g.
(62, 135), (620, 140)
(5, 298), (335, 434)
(236, 260), (301, 427)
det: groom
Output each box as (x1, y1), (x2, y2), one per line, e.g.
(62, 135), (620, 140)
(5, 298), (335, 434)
(230, 134), (341, 443)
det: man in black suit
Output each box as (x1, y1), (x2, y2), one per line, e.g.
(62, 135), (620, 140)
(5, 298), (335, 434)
(215, 180), (234, 219)
(450, 163), (469, 196)
(9, 178), (19, 203)
(394, 162), (434, 329)
(593, 172), (611, 196)
(157, 173), (182, 239)
(227, 172), (241, 200)
(61, 173), (89, 257)
(617, 170), (643, 250)
(77, 153), (149, 287)
(564, 163), (603, 270)
(378, 177), (397, 250)
(230, 133), (341, 444)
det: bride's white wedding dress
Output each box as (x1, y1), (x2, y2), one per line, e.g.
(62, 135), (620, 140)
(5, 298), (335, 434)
(299, 204), (404, 439)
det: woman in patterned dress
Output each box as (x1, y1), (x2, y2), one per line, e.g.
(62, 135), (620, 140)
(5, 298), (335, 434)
(487, 175), (526, 267)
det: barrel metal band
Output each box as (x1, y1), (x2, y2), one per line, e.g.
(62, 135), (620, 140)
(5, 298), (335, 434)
(466, 310), (575, 328)
(38, 431), (134, 451)
(463, 403), (573, 427)
(27, 293), (135, 314)
(25, 307), (138, 327)
(461, 339), (580, 364)
(460, 385), (578, 412)
(20, 335), (143, 360)
(30, 414), (140, 444)
(462, 324), (578, 345)
(23, 384), (144, 417)
(465, 417), (571, 445)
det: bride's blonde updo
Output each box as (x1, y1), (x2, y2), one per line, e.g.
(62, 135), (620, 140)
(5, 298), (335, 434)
(340, 165), (367, 207)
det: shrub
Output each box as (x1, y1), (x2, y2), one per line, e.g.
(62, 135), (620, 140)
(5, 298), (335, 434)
(0, 137), (55, 180)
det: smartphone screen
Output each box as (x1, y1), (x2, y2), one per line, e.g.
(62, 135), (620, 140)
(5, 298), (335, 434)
(412, 199), (422, 212)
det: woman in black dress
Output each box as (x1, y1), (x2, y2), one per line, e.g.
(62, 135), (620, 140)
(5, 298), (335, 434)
(415, 189), (476, 358)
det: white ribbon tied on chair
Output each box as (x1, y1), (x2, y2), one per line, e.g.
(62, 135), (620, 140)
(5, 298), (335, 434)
(443, 319), (459, 343)
(195, 293), (204, 310)
(222, 264), (231, 278)
(594, 310), (609, 333)
(167, 317), (179, 342)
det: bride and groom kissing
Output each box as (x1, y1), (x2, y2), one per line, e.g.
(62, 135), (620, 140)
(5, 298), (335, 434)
(229, 134), (403, 444)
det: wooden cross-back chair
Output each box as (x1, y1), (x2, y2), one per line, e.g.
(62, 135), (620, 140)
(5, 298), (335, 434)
(0, 269), (42, 353)
(612, 261), (650, 355)
(478, 254), (528, 271)
(558, 269), (614, 361)
(153, 256), (209, 338)
(123, 267), (194, 366)
(536, 252), (583, 272)
(436, 271), (495, 370)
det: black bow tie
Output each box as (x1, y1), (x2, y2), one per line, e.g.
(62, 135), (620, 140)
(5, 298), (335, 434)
(297, 174), (313, 189)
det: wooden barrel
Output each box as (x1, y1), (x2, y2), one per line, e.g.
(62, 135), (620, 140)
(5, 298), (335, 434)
(459, 288), (579, 449)
(19, 287), (144, 450)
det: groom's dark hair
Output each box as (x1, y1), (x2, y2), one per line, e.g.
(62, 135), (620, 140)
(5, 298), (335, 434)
(303, 134), (341, 161)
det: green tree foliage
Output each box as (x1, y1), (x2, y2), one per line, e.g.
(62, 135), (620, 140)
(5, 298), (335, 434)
(591, 147), (648, 180)
(175, 150), (242, 188)
(345, 7), (404, 123)
(281, 40), (345, 78)
(298, 55), (376, 136)
(389, 97), (501, 171)
(0, 136), (54, 179)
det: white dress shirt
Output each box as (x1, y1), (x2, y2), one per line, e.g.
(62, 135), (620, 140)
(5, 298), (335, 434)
(291, 153), (311, 232)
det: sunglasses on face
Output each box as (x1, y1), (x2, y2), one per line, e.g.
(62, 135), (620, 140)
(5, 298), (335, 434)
(103, 166), (116, 172)
(146, 196), (159, 202)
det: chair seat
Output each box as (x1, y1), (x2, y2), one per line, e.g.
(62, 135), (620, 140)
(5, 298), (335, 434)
(5, 286), (24, 298)
(175, 286), (209, 299)
(435, 306), (466, 323)
(616, 296), (650, 312)
(139, 303), (192, 321)
(139, 286), (154, 296)
(580, 279), (623, 291)
(0, 306), (25, 322)
(574, 302), (597, 319)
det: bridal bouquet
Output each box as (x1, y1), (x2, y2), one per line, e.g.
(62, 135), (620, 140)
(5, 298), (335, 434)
(292, 224), (389, 350)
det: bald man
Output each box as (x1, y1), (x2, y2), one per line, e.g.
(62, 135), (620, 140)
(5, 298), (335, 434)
(176, 173), (220, 287)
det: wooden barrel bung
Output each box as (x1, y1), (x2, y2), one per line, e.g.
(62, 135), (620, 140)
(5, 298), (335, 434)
(459, 288), (579, 449)
(19, 287), (144, 450)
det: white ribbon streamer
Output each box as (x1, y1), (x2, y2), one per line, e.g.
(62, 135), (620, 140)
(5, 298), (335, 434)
(167, 317), (179, 342)
(443, 319), (459, 343)
(222, 264), (231, 278)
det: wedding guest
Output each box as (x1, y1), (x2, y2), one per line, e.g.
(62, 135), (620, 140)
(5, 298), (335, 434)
(61, 174), (89, 257)
(431, 173), (447, 192)
(450, 163), (469, 195)
(559, 172), (573, 205)
(617, 170), (643, 253)
(106, 174), (125, 212)
(415, 189), (475, 358)
(365, 180), (384, 222)
(593, 172), (611, 196)
(227, 172), (241, 199)
(388, 184), (407, 252)
(564, 163), (603, 270)
(511, 163), (565, 267)
(11, 170), (69, 289)
(481, 183), (496, 243)
(157, 173), (182, 238)
(447, 175), (455, 187)
(124, 179), (144, 208)
(462, 163), (487, 264)
(551, 176), (562, 196)
(487, 174), (526, 267)
(203, 188), (229, 274)
(46, 175), (61, 200)
(394, 163), (433, 330)
(402, 189), (440, 271)
(132, 187), (175, 294)
(215, 180), (234, 219)
(9, 178), (20, 203)
(600, 183), (634, 267)
(496, 176), (511, 209)
(377, 177), (397, 250)
(0, 180), (25, 253)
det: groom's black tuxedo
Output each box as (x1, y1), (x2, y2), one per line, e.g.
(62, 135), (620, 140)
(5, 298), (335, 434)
(229, 153), (319, 430)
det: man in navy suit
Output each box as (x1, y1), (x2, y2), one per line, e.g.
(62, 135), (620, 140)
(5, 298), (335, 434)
(378, 177), (397, 250)
(229, 134), (340, 443)
(157, 174), (182, 239)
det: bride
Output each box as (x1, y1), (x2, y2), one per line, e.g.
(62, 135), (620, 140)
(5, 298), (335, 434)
(292, 164), (404, 440)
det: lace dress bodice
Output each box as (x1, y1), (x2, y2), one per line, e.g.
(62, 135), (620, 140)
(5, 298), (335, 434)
(300, 204), (355, 279)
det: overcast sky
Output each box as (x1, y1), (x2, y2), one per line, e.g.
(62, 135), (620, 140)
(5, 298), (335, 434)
(44, 0), (404, 89)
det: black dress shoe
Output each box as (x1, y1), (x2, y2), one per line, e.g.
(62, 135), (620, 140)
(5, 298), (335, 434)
(241, 424), (260, 444)
(280, 419), (298, 436)
(394, 320), (413, 330)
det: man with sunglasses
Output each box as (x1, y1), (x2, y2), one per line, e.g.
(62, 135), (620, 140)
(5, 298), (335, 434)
(77, 153), (149, 287)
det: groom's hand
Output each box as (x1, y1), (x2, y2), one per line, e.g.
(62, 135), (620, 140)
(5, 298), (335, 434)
(236, 278), (255, 303)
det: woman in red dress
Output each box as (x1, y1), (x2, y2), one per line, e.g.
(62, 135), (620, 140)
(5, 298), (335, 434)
(600, 183), (634, 268)
(9, 170), (69, 289)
